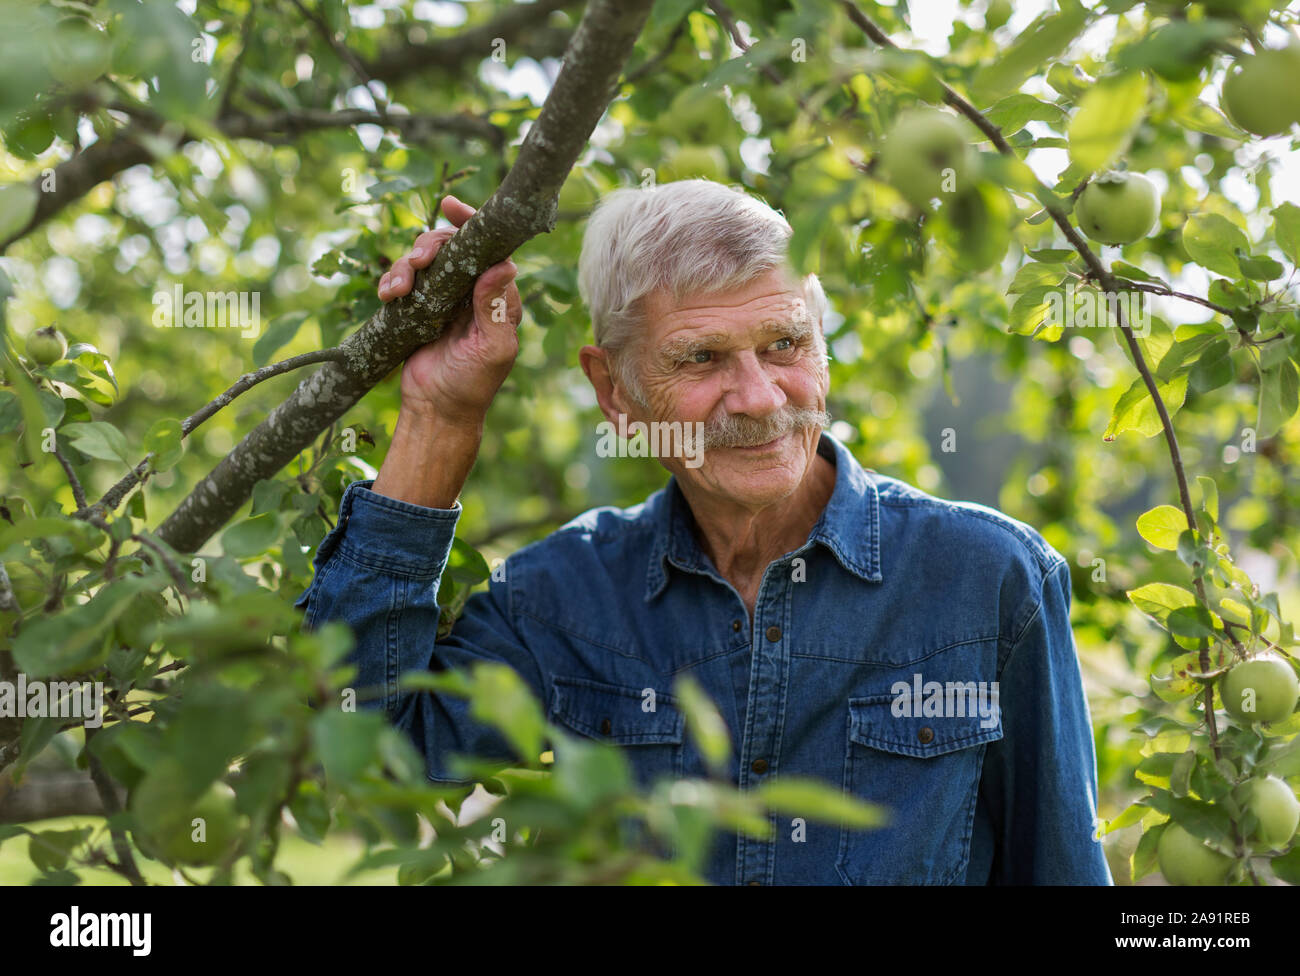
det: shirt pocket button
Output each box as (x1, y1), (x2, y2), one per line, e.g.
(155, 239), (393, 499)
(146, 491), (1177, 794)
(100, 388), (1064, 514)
(836, 695), (1002, 885)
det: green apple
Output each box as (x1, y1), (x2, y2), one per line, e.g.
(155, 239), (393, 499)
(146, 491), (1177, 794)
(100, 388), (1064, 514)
(3, 111), (55, 158)
(1157, 823), (1234, 885)
(661, 144), (728, 183)
(1238, 775), (1300, 850)
(25, 326), (66, 365)
(1220, 654), (1299, 725)
(1075, 171), (1161, 245)
(148, 782), (242, 866)
(1222, 45), (1300, 137)
(47, 16), (112, 89)
(879, 108), (973, 210)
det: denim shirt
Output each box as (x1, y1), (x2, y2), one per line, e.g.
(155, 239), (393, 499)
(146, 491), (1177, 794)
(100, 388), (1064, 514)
(294, 430), (1113, 886)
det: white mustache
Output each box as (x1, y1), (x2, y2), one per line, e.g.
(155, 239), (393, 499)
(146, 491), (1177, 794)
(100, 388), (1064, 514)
(701, 407), (831, 450)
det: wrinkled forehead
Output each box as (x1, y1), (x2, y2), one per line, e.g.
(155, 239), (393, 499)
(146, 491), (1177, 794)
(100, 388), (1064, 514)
(642, 268), (812, 337)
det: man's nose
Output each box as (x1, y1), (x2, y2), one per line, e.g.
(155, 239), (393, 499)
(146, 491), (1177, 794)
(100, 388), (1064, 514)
(721, 350), (786, 416)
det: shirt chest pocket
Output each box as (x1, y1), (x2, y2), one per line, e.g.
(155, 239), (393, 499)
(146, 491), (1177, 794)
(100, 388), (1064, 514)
(549, 676), (686, 790)
(837, 693), (1003, 885)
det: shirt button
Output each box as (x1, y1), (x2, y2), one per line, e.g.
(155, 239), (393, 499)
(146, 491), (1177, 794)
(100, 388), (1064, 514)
(917, 726), (934, 744)
(732, 620), (742, 632)
(765, 625), (781, 642)
(600, 718), (612, 735)
(751, 758), (769, 774)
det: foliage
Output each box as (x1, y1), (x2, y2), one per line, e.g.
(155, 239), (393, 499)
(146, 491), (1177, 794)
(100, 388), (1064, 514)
(2, 0), (1300, 884)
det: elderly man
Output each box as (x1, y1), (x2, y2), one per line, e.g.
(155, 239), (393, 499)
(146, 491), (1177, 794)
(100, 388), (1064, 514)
(295, 178), (1113, 886)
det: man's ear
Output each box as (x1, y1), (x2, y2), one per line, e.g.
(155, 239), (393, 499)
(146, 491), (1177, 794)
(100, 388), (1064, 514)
(580, 344), (635, 425)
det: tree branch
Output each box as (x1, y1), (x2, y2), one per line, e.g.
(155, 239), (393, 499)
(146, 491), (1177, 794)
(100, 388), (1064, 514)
(3, 103), (500, 255)
(152, 0), (657, 554)
(80, 348), (348, 519)
(363, 0), (580, 84)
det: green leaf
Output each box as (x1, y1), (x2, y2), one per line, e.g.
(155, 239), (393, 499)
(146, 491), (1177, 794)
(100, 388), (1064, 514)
(756, 777), (888, 828)
(1128, 582), (1196, 626)
(465, 662), (547, 762)
(1258, 359), (1299, 439)
(1131, 821), (1165, 881)
(250, 479), (290, 517)
(1182, 213), (1248, 278)
(220, 512), (282, 559)
(60, 420), (133, 466)
(1239, 255), (1284, 281)
(143, 418), (183, 472)
(1136, 504), (1189, 550)
(444, 537), (489, 585)
(0, 389), (20, 434)
(252, 311), (309, 368)
(1006, 262), (1066, 294)
(1103, 802), (1146, 834)
(1103, 373), (1188, 440)
(1166, 605), (1218, 639)
(27, 828), (91, 874)
(0, 182), (38, 241)
(674, 674), (731, 776)
(1272, 202), (1300, 266)
(551, 732), (631, 808)
(66, 342), (118, 393)
(971, 6), (1089, 98)
(1270, 847), (1300, 885)
(1188, 338), (1234, 393)
(12, 575), (157, 677)
(110, 0), (210, 123)
(311, 708), (387, 784)
(1067, 72), (1148, 172)
(1197, 475), (1219, 522)
(984, 94), (1065, 133)
(1115, 20), (1232, 80)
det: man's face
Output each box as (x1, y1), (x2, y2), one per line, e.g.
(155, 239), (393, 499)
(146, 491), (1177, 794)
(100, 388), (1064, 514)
(628, 266), (830, 509)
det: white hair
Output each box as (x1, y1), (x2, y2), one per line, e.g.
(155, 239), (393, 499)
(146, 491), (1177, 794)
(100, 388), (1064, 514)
(576, 178), (828, 407)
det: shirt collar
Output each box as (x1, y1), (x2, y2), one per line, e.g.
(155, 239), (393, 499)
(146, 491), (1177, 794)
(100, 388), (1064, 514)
(644, 429), (883, 602)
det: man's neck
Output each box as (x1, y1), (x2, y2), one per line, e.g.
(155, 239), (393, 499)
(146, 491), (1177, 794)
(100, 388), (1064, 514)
(677, 446), (838, 615)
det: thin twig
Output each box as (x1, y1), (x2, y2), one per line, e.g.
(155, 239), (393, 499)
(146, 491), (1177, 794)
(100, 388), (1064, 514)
(52, 445), (88, 509)
(84, 725), (146, 886)
(131, 533), (196, 598)
(217, 2), (260, 118)
(79, 347), (348, 520)
(288, 0), (390, 114)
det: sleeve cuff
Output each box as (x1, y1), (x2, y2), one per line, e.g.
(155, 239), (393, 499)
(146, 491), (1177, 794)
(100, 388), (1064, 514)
(313, 478), (463, 578)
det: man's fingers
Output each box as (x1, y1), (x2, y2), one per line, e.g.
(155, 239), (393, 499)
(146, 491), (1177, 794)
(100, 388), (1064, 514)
(441, 194), (477, 228)
(384, 257), (415, 299)
(472, 260), (521, 330)
(409, 227), (454, 268)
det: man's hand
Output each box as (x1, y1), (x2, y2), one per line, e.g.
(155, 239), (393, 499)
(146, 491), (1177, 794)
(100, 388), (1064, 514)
(370, 195), (522, 509)
(378, 194), (523, 430)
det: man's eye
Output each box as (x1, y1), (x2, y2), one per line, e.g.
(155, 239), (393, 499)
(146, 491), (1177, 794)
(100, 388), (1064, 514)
(771, 338), (794, 351)
(689, 350), (713, 364)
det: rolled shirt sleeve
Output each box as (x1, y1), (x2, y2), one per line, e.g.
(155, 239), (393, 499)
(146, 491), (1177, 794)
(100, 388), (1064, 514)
(294, 479), (546, 783)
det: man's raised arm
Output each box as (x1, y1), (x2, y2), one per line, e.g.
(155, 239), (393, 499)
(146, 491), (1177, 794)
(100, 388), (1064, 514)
(294, 194), (538, 780)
